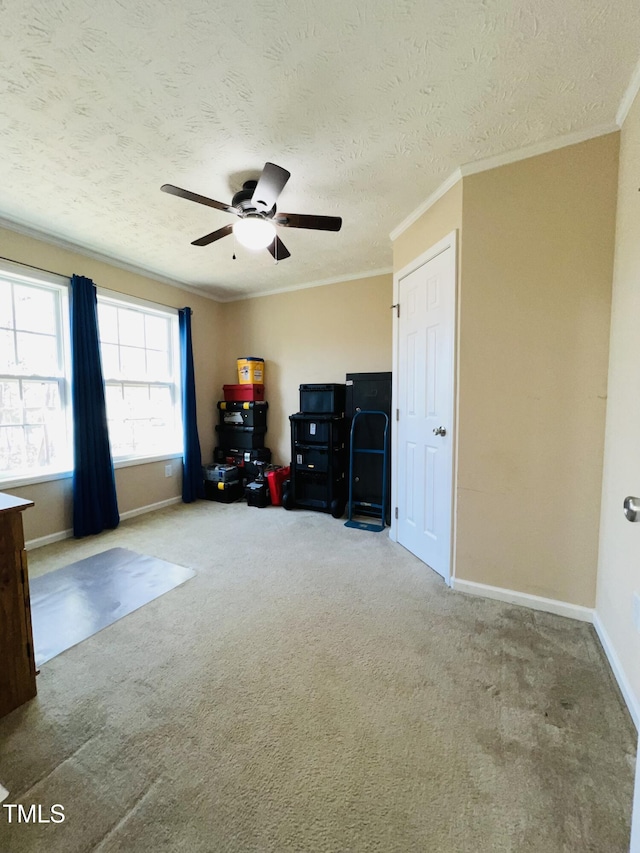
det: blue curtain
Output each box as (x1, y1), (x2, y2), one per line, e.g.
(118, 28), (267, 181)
(70, 275), (120, 537)
(179, 307), (204, 502)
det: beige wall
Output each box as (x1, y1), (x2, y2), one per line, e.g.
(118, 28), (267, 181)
(0, 227), (225, 543)
(596, 92), (640, 706)
(392, 179), (463, 273)
(220, 274), (393, 464)
(457, 134), (619, 605)
(391, 137), (618, 606)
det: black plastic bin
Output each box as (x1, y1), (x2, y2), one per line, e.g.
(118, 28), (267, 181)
(290, 412), (348, 445)
(299, 383), (346, 416)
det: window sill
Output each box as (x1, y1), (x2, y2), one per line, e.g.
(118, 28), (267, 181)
(113, 452), (183, 470)
(0, 453), (183, 490)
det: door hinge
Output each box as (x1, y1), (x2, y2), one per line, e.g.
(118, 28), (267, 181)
(390, 303), (400, 318)
(395, 507), (398, 520)
(20, 568), (25, 584)
(396, 408), (399, 422)
(26, 641), (32, 659)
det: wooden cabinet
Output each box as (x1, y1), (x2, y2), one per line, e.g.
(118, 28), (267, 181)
(0, 493), (37, 718)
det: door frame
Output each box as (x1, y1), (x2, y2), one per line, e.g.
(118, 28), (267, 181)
(389, 229), (459, 586)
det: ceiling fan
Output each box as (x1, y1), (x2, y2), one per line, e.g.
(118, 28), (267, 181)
(161, 162), (342, 261)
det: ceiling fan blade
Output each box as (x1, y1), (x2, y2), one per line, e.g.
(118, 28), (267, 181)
(191, 224), (234, 246)
(275, 213), (342, 232)
(267, 235), (291, 261)
(161, 184), (236, 215)
(251, 163), (291, 212)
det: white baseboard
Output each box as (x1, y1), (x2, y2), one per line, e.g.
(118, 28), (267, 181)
(119, 496), (182, 522)
(593, 613), (640, 731)
(26, 528), (74, 550)
(450, 577), (595, 622)
(25, 496), (183, 550)
(451, 577), (640, 734)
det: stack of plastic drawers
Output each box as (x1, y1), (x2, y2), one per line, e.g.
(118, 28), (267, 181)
(285, 384), (347, 518)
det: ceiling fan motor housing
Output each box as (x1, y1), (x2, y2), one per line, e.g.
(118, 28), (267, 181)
(232, 180), (275, 218)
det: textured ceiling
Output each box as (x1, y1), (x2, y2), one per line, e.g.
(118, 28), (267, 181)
(0, 1), (638, 300)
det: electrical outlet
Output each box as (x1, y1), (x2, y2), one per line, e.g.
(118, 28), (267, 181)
(633, 592), (640, 634)
(164, 463), (172, 478)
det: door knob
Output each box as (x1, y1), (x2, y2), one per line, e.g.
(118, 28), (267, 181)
(433, 426), (446, 437)
(624, 496), (640, 522)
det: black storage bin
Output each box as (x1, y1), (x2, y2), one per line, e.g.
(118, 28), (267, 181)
(203, 463), (240, 483)
(299, 383), (346, 416)
(294, 471), (346, 512)
(217, 400), (268, 429)
(293, 444), (346, 474)
(203, 479), (244, 503)
(245, 480), (270, 508)
(290, 413), (347, 445)
(215, 425), (267, 450)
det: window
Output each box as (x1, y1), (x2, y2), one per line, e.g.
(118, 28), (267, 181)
(97, 293), (182, 461)
(0, 268), (71, 481)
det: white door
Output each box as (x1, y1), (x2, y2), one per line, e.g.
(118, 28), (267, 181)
(395, 241), (455, 580)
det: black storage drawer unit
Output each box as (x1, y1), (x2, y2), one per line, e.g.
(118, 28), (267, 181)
(299, 383), (346, 416)
(203, 479), (244, 503)
(290, 413), (347, 445)
(287, 411), (347, 517)
(293, 444), (346, 474)
(215, 425), (267, 450)
(217, 400), (268, 429)
(294, 471), (346, 511)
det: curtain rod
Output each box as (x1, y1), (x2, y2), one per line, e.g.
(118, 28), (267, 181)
(0, 255), (187, 313)
(0, 254), (69, 280)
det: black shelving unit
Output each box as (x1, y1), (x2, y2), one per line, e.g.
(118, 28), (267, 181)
(285, 384), (348, 517)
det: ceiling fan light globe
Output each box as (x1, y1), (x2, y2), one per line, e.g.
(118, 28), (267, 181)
(233, 218), (276, 250)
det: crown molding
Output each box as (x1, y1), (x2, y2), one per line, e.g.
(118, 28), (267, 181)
(459, 122), (619, 178)
(389, 122), (619, 242)
(0, 213), (391, 305)
(0, 215), (221, 302)
(617, 56), (640, 127)
(389, 169), (462, 242)
(221, 267), (394, 303)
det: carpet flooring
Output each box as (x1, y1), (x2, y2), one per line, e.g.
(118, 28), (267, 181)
(0, 501), (636, 852)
